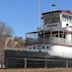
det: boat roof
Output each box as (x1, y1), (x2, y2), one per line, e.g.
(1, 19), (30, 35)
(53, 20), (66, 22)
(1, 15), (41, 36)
(42, 10), (72, 15)
(26, 29), (72, 35)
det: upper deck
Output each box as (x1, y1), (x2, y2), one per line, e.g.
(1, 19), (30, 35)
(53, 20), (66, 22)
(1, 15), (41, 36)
(42, 10), (72, 31)
(25, 29), (72, 46)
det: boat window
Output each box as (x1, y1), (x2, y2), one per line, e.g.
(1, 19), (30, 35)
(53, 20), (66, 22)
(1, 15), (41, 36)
(69, 16), (72, 20)
(59, 34), (62, 38)
(64, 34), (66, 38)
(51, 16), (60, 23)
(56, 34), (58, 37)
(66, 23), (68, 27)
(59, 34), (66, 38)
(42, 46), (45, 49)
(44, 15), (60, 24)
(62, 14), (67, 21)
(47, 46), (49, 49)
(62, 14), (72, 22)
(33, 46), (36, 49)
(29, 48), (31, 49)
(55, 33), (66, 38)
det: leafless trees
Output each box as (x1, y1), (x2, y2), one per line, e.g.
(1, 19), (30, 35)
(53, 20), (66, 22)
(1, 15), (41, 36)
(0, 21), (26, 48)
(14, 37), (25, 48)
(0, 21), (13, 48)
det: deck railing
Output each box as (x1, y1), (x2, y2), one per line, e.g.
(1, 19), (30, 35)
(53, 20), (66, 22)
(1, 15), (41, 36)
(49, 37), (72, 45)
(25, 37), (72, 46)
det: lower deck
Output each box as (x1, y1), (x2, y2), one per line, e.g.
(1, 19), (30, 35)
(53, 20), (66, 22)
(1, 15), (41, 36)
(5, 50), (72, 68)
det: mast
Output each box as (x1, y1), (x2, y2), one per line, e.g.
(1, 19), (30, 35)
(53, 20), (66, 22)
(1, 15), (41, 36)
(37, 0), (40, 32)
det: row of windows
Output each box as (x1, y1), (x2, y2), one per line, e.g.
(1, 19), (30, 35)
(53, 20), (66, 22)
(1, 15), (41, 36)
(62, 14), (72, 22)
(39, 33), (66, 39)
(29, 46), (49, 50)
(45, 16), (60, 24)
(55, 34), (66, 38)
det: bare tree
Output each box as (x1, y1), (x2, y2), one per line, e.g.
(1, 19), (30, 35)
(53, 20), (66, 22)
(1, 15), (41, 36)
(0, 21), (13, 48)
(14, 37), (25, 48)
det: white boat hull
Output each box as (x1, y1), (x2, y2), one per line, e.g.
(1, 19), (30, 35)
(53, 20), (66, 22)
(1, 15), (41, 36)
(48, 45), (72, 58)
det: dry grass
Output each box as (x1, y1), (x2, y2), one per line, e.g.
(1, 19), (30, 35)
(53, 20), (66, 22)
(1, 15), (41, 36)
(0, 68), (72, 72)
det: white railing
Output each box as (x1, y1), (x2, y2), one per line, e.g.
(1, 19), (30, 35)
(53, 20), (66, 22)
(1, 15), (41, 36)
(26, 37), (72, 45)
(5, 48), (25, 51)
(46, 37), (72, 45)
(50, 37), (66, 44)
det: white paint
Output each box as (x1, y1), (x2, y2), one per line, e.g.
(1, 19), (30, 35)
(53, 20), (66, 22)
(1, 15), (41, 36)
(66, 25), (72, 31)
(66, 27), (72, 43)
(66, 34), (72, 43)
(26, 43), (72, 59)
(48, 45), (72, 58)
(60, 13), (72, 28)
(26, 44), (51, 53)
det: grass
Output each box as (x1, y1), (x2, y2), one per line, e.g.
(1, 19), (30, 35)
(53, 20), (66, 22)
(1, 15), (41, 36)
(0, 68), (72, 72)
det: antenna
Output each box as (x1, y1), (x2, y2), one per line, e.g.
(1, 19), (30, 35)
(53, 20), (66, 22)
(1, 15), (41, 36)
(37, 0), (40, 32)
(51, 3), (56, 11)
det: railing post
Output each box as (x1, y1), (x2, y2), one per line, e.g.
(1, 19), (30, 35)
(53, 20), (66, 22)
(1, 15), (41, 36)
(66, 58), (68, 68)
(45, 54), (47, 68)
(24, 58), (27, 68)
(50, 29), (52, 38)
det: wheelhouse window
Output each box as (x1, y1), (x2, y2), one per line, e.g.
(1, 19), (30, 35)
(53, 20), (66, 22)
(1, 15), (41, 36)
(51, 16), (60, 23)
(44, 15), (60, 24)
(62, 14), (72, 22)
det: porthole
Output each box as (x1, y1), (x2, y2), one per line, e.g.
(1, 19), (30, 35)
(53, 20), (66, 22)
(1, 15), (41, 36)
(66, 23), (68, 26)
